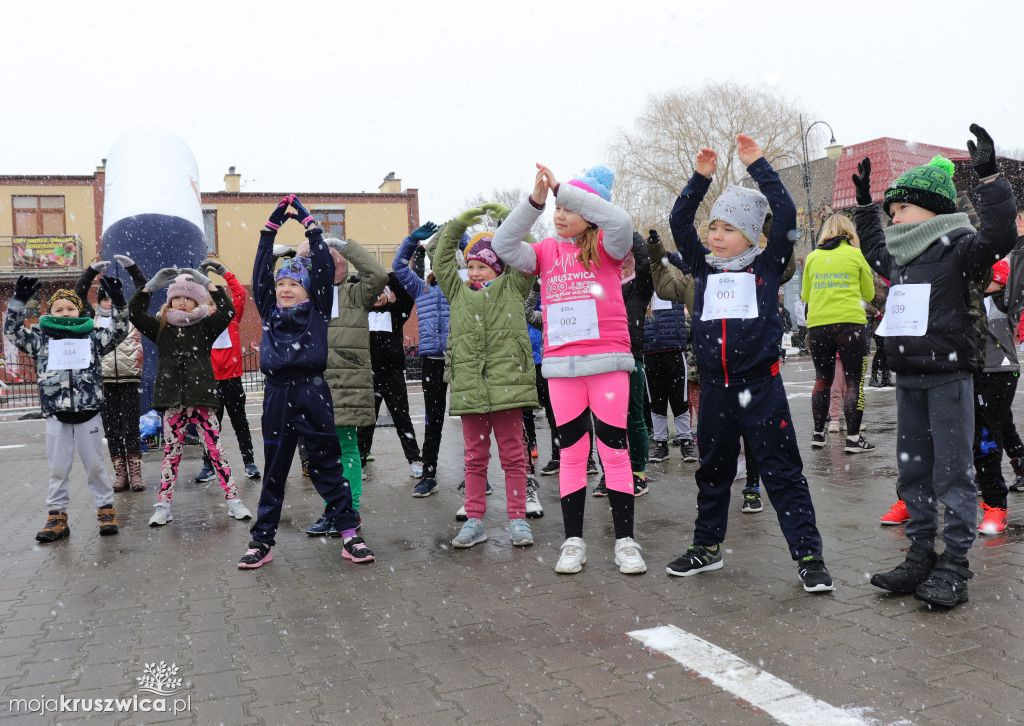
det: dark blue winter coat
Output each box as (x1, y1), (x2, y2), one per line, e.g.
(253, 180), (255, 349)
(643, 302), (688, 353)
(669, 158), (797, 387)
(392, 235), (451, 358)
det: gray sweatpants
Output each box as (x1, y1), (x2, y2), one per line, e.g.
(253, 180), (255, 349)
(895, 373), (976, 558)
(45, 414), (115, 510)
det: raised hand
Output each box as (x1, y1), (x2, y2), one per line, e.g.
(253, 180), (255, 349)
(99, 276), (126, 307)
(736, 134), (764, 167)
(89, 259), (111, 273)
(695, 148), (717, 179)
(852, 157), (873, 206)
(410, 222), (439, 242)
(199, 259), (228, 276)
(265, 195), (293, 231)
(289, 195), (317, 229)
(531, 167), (549, 205)
(180, 267), (212, 288)
(112, 254), (136, 269)
(144, 267), (181, 292)
(272, 244), (297, 258)
(456, 207), (485, 227)
(967, 123), (997, 178)
(536, 163), (559, 193)
(481, 203), (510, 221)
(13, 275), (41, 303)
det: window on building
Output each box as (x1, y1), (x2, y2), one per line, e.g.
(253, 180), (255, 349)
(13, 196), (65, 236)
(202, 210), (218, 254)
(312, 209), (345, 239)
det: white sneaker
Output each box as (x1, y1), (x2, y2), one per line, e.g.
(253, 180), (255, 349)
(828, 421), (840, 433)
(554, 537), (587, 574)
(148, 501), (172, 527)
(614, 537), (648, 574)
(410, 461), (424, 478)
(227, 498), (252, 521)
(525, 476), (543, 519)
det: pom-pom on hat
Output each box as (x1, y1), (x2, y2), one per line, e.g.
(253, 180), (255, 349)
(709, 185), (771, 247)
(49, 289), (85, 315)
(167, 274), (210, 306)
(992, 258), (1010, 286)
(464, 232), (504, 276)
(568, 165), (615, 202)
(275, 257), (312, 292)
(884, 155), (958, 217)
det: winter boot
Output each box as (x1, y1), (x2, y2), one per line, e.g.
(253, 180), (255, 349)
(870, 542), (937, 594)
(35, 511), (70, 543)
(880, 372), (894, 387)
(111, 456), (128, 492)
(914, 552), (973, 608)
(127, 454), (145, 492)
(97, 506), (119, 536)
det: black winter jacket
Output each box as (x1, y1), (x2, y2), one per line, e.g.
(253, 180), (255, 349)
(369, 272), (415, 371)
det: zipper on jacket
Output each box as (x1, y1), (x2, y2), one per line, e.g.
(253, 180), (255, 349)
(720, 319), (729, 387)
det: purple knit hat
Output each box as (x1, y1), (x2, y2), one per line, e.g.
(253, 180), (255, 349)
(464, 234), (504, 276)
(166, 274), (210, 306)
(275, 257), (312, 291)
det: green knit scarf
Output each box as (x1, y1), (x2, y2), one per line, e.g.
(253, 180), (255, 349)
(39, 315), (94, 335)
(883, 213), (974, 266)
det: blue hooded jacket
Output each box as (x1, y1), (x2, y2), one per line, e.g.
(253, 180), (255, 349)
(392, 235), (451, 357)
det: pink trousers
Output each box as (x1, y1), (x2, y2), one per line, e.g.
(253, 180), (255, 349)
(461, 409), (527, 520)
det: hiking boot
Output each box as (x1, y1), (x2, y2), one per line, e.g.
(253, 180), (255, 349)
(412, 477), (437, 498)
(342, 536), (375, 563)
(244, 462), (261, 480)
(742, 490), (763, 513)
(679, 439), (698, 463)
(301, 459), (312, 478)
(127, 454), (145, 491)
(508, 518), (534, 546)
(649, 441), (670, 463)
(666, 544), (723, 576)
(633, 474), (649, 497)
(797, 556), (834, 593)
(614, 537), (647, 574)
(880, 499), (910, 525)
(525, 476), (543, 518)
(238, 541), (272, 569)
(148, 501), (173, 526)
(554, 537), (587, 574)
(227, 498), (252, 521)
(914, 552), (972, 608)
(593, 475), (608, 497)
(111, 456), (128, 492)
(870, 543), (937, 594)
(35, 510), (70, 543)
(540, 459), (560, 476)
(844, 435), (875, 454)
(97, 505), (119, 536)
(586, 457), (599, 475)
(811, 431), (826, 448)
(194, 465), (215, 483)
(452, 518), (487, 548)
(978, 503), (1008, 535)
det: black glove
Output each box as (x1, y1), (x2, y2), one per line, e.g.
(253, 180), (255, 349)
(647, 229), (661, 246)
(852, 157), (873, 206)
(13, 275), (41, 304)
(272, 244), (297, 259)
(199, 260), (227, 276)
(265, 195), (293, 231)
(967, 123), (997, 178)
(289, 196), (317, 229)
(99, 276), (126, 307)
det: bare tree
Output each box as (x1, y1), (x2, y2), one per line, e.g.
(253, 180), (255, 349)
(609, 82), (819, 233)
(464, 187), (554, 240)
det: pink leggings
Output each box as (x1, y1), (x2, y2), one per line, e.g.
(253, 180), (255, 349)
(461, 409), (526, 520)
(548, 371), (631, 496)
(159, 405), (238, 503)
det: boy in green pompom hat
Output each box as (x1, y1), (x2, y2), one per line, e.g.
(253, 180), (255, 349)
(852, 124), (1019, 610)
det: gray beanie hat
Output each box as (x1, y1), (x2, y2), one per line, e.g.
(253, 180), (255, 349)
(709, 184), (770, 246)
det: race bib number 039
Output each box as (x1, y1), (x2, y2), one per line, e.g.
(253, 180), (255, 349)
(701, 273), (758, 320)
(876, 283), (930, 337)
(547, 299), (599, 346)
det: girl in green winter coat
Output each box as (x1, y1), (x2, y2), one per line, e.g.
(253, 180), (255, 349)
(435, 204), (539, 549)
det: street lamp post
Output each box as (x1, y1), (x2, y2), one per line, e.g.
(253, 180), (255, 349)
(799, 114), (843, 246)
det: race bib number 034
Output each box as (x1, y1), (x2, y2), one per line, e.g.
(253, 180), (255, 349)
(547, 299), (599, 346)
(701, 273), (758, 320)
(47, 338), (92, 371)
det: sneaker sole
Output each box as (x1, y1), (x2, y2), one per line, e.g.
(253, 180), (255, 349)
(238, 553), (273, 569)
(554, 556), (587, 574)
(802, 581), (836, 593)
(342, 550), (375, 564)
(682, 457), (698, 463)
(511, 537), (534, 547)
(525, 508), (544, 519)
(246, 473), (261, 480)
(540, 469), (559, 476)
(306, 530), (330, 536)
(228, 512), (252, 521)
(411, 489), (436, 498)
(616, 558), (648, 575)
(648, 456), (669, 463)
(879, 519), (909, 526)
(99, 527), (119, 536)
(811, 441), (826, 448)
(452, 534), (488, 549)
(844, 447), (873, 454)
(665, 559), (724, 577)
(635, 488), (649, 497)
(913, 591), (968, 608)
(35, 531), (70, 543)
(978, 525), (1007, 535)
(148, 516), (173, 527)
(194, 476), (216, 483)
(592, 490), (608, 498)
(742, 506), (763, 513)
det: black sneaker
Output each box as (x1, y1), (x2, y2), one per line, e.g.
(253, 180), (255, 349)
(811, 432), (826, 448)
(412, 477), (437, 498)
(244, 462), (262, 480)
(870, 543), (937, 594)
(633, 474), (648, 497)
(194, 465), (215, 483)
(341, 536), (375, 564)
(457, 480), (492, 496)
(593, 475), (608, 497)
(665, 544), (723, 576)
(742, 490), (763, 513)
(797, 556), (835, 593)
(238, 541), (273, 569)
(671, 436), (685, 448)
(1009, 473), (1024, 492)
(649, 441), (670, 463)
(305, 515), (332, 536)
(679, 439), (698, 463)
(914, 553), (972, 608)
(844, 435), (875, 454)
(540, 459), (560, 476)
(586, 457), (599, 475)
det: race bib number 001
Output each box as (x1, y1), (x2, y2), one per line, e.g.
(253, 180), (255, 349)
(876, 283), (930, 337)
(47, 338), (92, 371)
(212, 328), (233, 349)
(701, 273), (758, 320)
(547, 299), (599, 346)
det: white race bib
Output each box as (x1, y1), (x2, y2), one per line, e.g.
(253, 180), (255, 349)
(876, 283), (930, 337)
(212, 328), (233, 349)
(47, 338), (92, 371)
(651, 292), (672, 311)
(331, 288), (341, 320)
(547, 299), (599, 346)
(95, 316), (112, 329)
(701, 273), (758, 320)
(369, 311), (392, 332)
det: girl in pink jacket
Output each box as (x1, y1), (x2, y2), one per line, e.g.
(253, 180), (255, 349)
(493, 163), (645, 576)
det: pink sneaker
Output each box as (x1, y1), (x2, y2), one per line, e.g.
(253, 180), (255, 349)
(342, 537), (375, 564)
(238, 542), (273, 569)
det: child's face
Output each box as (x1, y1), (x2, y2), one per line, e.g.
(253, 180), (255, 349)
(275, 278), (309, 308)
(889, 202), (936, 225)
(467, 260), (498, 285)
(170, 296), (197, 312)
(707, 220), (750, 258)
(553, 206), (589, 238)
(49, 299), (80, 318)
(99, 299), (112, 311)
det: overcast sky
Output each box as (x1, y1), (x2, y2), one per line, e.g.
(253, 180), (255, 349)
(5, 0), (1022, 226)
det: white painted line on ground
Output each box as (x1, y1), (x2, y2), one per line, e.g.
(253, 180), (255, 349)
(629, 625), (873, 726)
(0, 444), (26, 449)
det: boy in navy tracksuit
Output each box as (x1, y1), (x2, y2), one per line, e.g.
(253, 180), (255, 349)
(664, 134), (832, 593)
(238, 195), (374, 569)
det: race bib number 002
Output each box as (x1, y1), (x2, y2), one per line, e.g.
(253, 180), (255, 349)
(876, 283), (930, 337)
(547, 299), (599, 346)
(701, 273), (758, 320)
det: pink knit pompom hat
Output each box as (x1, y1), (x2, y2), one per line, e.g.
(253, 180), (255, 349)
(167, 274), (209, 306)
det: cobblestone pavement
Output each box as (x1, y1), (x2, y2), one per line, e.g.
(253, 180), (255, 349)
(0, 357), (1022, 724)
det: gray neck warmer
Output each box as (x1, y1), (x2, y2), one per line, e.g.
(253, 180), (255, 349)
(705, 245), (762, 272)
